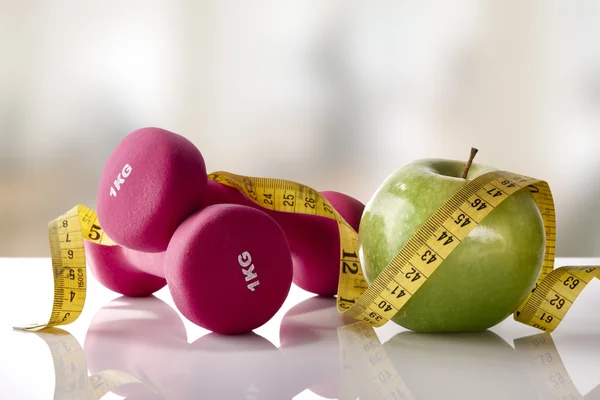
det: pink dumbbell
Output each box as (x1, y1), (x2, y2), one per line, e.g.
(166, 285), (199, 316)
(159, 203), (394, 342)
(92, 128), (293, 333)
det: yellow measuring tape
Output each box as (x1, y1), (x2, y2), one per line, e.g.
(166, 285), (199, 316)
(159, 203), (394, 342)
(16, 169), (599, 332)
(14, 205), (115, 331)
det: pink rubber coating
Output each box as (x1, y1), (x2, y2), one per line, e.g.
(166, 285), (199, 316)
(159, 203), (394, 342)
(321, 191), (364, 232)
(84, 241), (167, 297)
(165, 204), (293, 334)
(97, 127), (208, 252)
(202, 179), (254, 207)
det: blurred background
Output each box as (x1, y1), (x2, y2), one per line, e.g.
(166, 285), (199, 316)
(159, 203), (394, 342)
(1, 0), (599, 256)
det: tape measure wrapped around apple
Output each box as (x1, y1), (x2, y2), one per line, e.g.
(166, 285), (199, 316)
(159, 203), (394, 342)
(15, 143), (600, 333)
(354, 148), (599, 332)
(359, 149), (547, 332)
(212, 148), (599, 333)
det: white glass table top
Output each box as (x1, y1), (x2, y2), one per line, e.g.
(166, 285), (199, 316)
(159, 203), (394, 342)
(1, 257), (599, 399)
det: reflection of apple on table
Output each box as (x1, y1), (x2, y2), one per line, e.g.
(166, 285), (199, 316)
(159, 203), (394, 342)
(383, 330), (536, 400)
(359, 150), (546, 332)
(338, 319), (600, 400)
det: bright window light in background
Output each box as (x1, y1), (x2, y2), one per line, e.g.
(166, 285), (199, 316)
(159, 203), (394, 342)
(0, 0), (599, 256)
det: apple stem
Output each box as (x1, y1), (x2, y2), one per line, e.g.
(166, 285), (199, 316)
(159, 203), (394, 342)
(461, 147), (479, 179)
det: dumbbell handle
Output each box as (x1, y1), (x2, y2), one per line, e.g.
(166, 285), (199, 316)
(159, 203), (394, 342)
(84, 241), (167, 297)
(119, 245), (166, 278)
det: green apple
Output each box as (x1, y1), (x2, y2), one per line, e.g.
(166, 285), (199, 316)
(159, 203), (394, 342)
(358, 158), (545, 332)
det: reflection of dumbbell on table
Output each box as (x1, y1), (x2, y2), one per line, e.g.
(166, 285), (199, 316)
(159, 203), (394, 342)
(279, 296), (354, 398)
(85, 296), (291, 399)
(84, 296), (188, 398)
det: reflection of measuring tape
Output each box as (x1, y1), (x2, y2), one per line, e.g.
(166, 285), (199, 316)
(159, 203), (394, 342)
(514, 333), (584, 399)
(16, 169), (599, 332)
(25, 328), (149, 400)
(338, 322), (414, 400)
